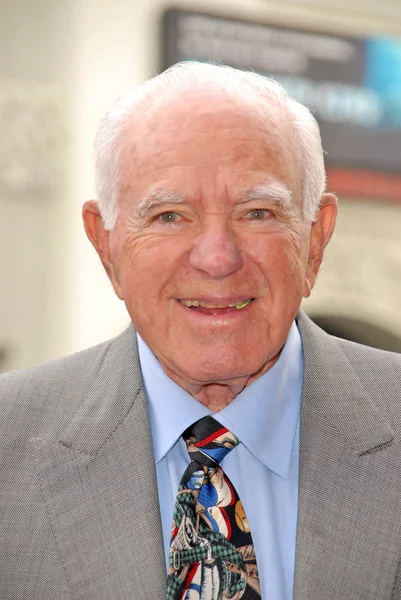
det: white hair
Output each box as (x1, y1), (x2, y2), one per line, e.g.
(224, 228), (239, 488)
(94, 61), (326, 230)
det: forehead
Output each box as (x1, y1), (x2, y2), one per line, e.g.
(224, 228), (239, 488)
(121, 88), (302, 201)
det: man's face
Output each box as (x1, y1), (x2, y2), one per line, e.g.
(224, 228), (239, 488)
(85, 91), (335, 388)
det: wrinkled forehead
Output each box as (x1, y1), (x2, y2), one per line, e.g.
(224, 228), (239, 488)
(121, 86), (303, 200)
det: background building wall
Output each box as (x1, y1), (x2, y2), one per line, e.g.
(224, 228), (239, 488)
(1, 0), (400, 370)
(0, 0), (76, 370)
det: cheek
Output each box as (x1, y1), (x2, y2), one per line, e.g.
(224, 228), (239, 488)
(120, 259), (162, 303)
(115, 236), (185, 312)
(248, 231), (307, 284)
(279, 229), (310, 281)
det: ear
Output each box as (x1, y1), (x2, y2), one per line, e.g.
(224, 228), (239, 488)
(82, 200), (123, 299)
(303, 192), (338, 298)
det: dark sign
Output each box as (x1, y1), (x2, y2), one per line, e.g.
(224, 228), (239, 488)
(162, 8), (401, 202)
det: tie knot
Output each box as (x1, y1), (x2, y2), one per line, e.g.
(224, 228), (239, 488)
(183, 416), (239, 467)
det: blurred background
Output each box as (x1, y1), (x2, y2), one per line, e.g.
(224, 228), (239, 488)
(1, 0), (401, 372)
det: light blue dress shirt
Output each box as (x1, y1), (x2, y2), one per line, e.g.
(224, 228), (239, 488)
(137, 322), (303, 600)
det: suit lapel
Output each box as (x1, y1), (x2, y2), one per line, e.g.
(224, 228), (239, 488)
(31, 327), (166, 600)
(293, 312), (394, 600)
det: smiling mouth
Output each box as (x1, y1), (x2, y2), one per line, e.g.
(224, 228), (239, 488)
(178, 299), (254, 311)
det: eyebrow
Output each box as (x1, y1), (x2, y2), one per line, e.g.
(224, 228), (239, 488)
(135, 189), (185, 220)
(243, 182), (293, 215)
(135, 181), (293, 219)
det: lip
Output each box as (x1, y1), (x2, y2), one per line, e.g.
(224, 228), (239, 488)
(175, 297), (256, 319)
(176, 296), (254, 305)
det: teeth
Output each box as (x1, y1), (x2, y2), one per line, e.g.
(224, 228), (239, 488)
(234, 300), (252, 310)
(180, 299), (252, 309)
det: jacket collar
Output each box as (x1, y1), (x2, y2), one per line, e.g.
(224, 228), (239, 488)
(296, 310), (393, 456)
(31, 326), (166, 600)
(294, 311), (395, 600)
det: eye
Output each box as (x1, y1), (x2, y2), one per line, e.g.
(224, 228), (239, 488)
(245, 209), (272, 220)
(156, 211), (181, 223)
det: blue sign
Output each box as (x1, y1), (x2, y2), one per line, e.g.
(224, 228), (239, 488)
(162, 9), (401, 183)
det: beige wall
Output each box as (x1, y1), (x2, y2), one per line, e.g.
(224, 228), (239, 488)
(0, 0), (76, 370)
(302, 200), (401, 345)
(1, 0), (400, 370)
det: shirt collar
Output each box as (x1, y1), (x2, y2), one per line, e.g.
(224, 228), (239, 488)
(138, 322), (303, 480)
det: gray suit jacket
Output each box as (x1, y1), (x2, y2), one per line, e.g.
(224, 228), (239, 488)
(1, 311), (401, 599)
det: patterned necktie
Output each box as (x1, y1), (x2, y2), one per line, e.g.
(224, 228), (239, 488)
(167, 416), (261, 600)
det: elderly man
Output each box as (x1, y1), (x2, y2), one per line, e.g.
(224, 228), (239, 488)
(1, 62), (401, 600)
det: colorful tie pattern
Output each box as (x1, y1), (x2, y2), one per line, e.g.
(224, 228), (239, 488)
(167, 416), (261, 600)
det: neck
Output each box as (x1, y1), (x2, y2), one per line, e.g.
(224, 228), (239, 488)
(191, 380), (248, 412)
(162, 353), (281, 412)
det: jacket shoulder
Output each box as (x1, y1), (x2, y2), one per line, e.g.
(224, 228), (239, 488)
(325, 328), (401, 378)
(298, 310), (401, 377)
(333, 335), (401, 403)
(297, 311), (401, 430)
(0, 327), (136, 439)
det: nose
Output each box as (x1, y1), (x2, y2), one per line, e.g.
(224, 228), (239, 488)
(188, 221), (244, 279)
